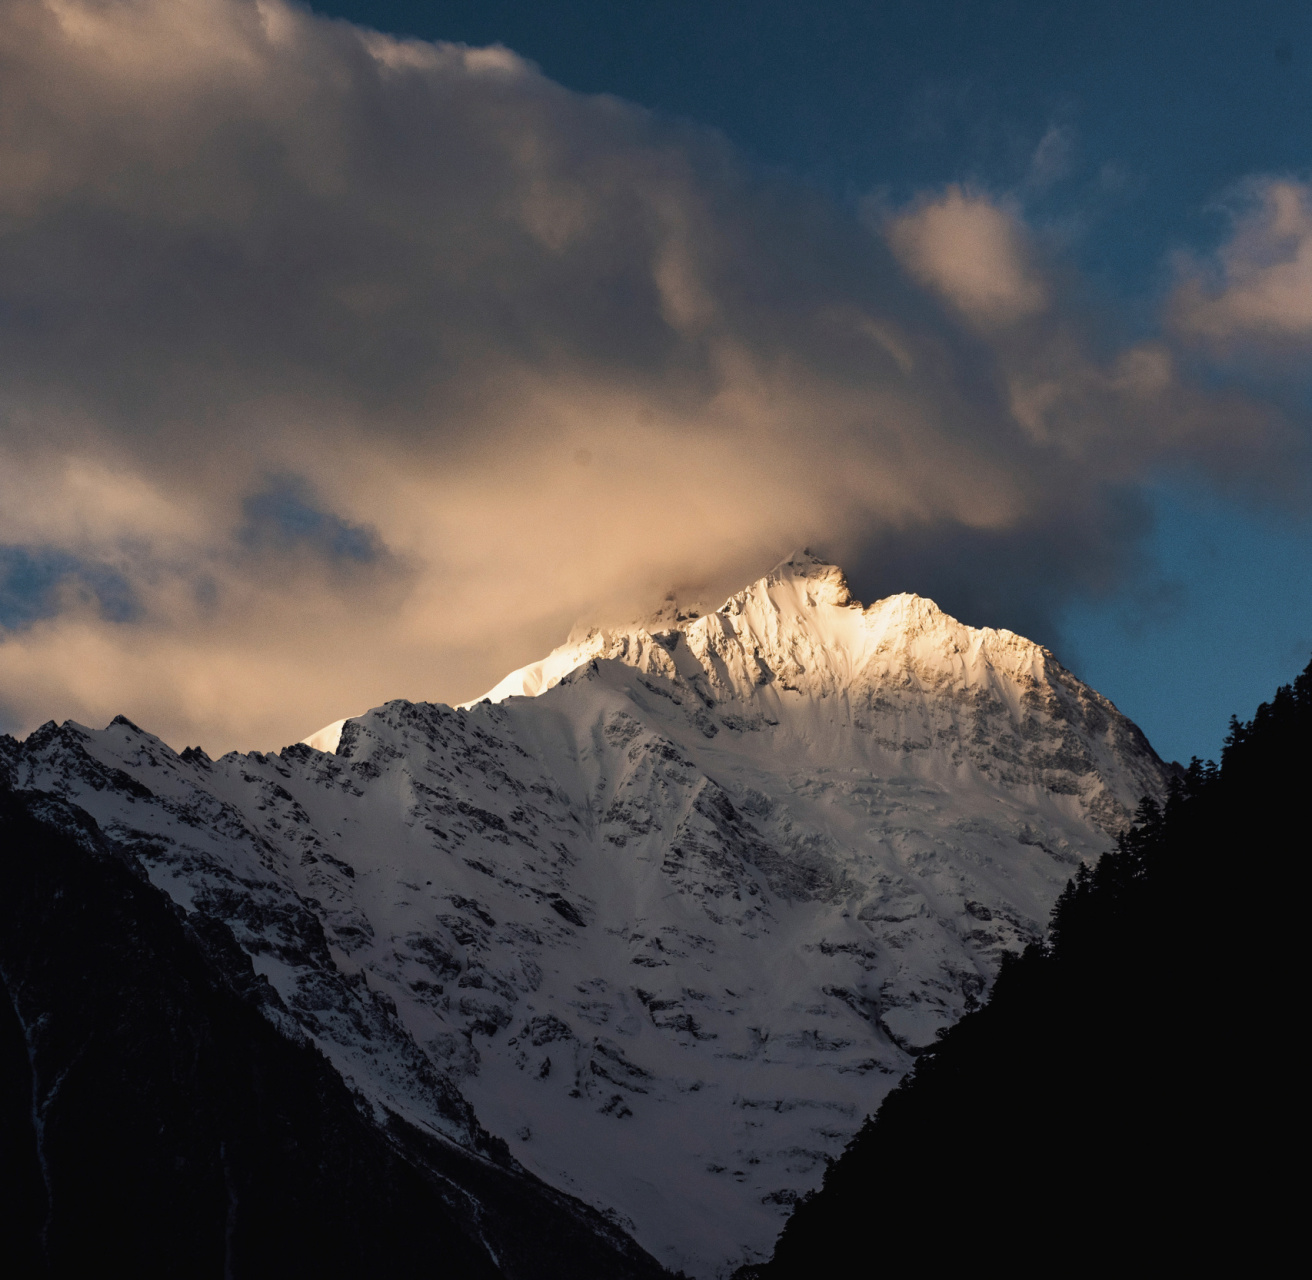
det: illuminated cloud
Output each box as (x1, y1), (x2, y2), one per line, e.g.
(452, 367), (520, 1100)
(0, 0), (1301, 752)
(1171, 179), (1312, 346)
(886, 187), (1048, 325)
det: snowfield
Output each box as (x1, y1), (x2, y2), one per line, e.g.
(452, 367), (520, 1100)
(2, 554), (1172, 1277)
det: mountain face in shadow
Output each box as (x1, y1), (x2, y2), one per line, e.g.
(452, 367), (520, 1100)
(0, 787), (669, 1280)
(748, 658), (1310, 1276)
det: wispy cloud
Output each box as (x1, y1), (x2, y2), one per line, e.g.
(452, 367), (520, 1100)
(1171, 178), (1312, 346)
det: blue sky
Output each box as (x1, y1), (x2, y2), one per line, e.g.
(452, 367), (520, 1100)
(308, 0), (1312, 763)
(0, 0), (1308, 757)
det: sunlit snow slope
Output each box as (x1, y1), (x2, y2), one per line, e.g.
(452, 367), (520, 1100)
(3, 554), (1172, 1277)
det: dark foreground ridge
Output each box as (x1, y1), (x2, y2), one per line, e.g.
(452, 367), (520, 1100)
(747, 657), (1310, 1275)
(0, 788), (670, 1280)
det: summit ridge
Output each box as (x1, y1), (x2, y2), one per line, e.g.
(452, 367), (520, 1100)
(462, 552), (1158, 840)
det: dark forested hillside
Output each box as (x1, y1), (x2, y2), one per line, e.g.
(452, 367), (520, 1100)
(0, 788), (669, 1280)
(753, 658), (1310, 1275)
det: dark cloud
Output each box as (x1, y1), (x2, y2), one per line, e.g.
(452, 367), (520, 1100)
(840, 484), (1151, 658)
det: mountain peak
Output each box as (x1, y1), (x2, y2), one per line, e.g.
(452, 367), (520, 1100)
(760, 549), (855, 606)
(302, 545), (1160, 865)
(22, 561), (1172, 1280)
(445, 555), (1165, 846)
(767, 546), (840, 579)
(462, 556), (1022, 712)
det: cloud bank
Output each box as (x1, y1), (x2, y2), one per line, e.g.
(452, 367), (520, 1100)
(0, 0), (1303, 752)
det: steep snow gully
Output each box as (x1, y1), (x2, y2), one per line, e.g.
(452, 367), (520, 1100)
(1, 554), (1173, 1276)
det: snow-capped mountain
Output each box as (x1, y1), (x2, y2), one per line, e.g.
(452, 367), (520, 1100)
(0, 553), (1172, 1277)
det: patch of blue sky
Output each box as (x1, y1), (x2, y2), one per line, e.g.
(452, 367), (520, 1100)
(1061, 482), (1312, 765)
(0, 545), (141, 630)
(240, 476), (383, 564)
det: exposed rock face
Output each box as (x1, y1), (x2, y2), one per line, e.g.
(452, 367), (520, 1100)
(1, 554), (1173, 1277)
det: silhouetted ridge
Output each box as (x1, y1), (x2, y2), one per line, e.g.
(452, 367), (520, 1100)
(749, 656), (1311, 1276)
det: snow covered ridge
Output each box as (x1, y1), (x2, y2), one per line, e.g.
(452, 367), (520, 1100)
(4, 554), (1173, 1278)
(459, 551), (1162, 838)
